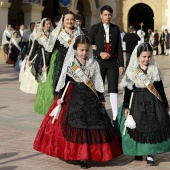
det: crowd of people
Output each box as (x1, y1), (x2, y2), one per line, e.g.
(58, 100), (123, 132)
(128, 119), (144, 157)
(1, 5), (170, 169)
(121, 25), (170, 69)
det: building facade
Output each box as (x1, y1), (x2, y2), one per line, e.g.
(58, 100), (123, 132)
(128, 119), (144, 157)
(1, 0), (170, 44)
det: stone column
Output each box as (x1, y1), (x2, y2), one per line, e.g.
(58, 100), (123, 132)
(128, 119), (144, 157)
(20, 3), (44, 27)
(0, 1), (11, 45)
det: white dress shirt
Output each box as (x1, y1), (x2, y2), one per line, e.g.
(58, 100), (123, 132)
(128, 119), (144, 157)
(103, 24), (110, 43)
(19, 29), (24, 37)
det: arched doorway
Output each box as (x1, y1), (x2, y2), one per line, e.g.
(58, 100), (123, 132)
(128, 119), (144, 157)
(76, 0), (91, 29)
(128, 3), (154, 36)
(8, 0), (24, 29)
(42, 0), (60, 25)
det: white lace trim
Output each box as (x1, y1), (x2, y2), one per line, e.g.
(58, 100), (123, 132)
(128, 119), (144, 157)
(55, 59), (104, 93)
(120, 44), (162, 90)
(57, 28), (80, 48)
(37, 32), (49, 48)
(55, 34), (104, 93)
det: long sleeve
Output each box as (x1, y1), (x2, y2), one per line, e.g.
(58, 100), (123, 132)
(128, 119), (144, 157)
(45, 40), (59, 67)
(45, 51), (52, 67)
(123, 87), (134, 109)
(29, 40), (38, 61)
(97, 92), (105, 102)
(26, 40), (33, 55)
(153, 80), (169, 108)
(89, 25), (102, 57)
(117, 28), (124, 67)
(58, 75), (72, 99)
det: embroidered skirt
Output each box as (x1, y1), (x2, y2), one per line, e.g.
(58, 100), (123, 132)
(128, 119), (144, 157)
(115, 88), (170, 156)
(33, 83), (122, 162)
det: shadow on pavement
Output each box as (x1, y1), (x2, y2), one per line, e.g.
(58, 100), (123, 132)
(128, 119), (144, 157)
(0, 106), (8, 109)
(0, 153), (42, 165)
(0, 166), (18, 170)
(0, 152), (18, 160)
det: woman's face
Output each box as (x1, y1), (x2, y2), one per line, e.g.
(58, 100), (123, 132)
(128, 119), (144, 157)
(30, 23), (35, 32)
(76, 43), (89, 60)
(44, 20), (51, 31)
(63, 14), (75, 29)
(36, 23), (40, 32)
(138, 51), (152, 68)
(13, 32), (18, 39)
(7, 25), (12, 31)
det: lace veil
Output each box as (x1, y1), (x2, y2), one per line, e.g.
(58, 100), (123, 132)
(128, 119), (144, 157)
(38, 18), (53, 35)
(45, 15), (82, 52)
(55, 34), (104, 93)
(2, 25), (13, 45)
(120, 43), (162, 90)
(29, 22), (40, 42)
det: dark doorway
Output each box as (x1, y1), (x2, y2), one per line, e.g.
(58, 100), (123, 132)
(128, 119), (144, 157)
(42, 0), (60, 26)
(128, 3), (154, 37)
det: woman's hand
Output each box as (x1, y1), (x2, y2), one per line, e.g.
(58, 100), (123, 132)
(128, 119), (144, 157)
(57, 99), (64, 105)
(124, 109), (130, 118)
(92, 45), (97, 50)
(28, 61), (32, 66)
(42, 66), (48, 72)
(25, 55), (28, 60)
(102, 102), (105, 107)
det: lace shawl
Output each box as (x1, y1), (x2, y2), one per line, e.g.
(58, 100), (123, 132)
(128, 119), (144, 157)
(56, 58), (104, 93)
(55, 34), (104, 93)
(120, 44), (162, 90)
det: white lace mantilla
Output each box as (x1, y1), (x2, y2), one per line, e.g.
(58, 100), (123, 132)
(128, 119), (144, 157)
(46, 28), (80, 52)
(120, 44), (162, 90)
(56, 59), (104, 93)
(37, 32), (49, 48)
(57, 29), (78, 48)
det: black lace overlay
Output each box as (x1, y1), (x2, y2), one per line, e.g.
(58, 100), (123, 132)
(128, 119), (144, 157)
(68, 83), (108, 129)
(52, 40), (68, 90)
(60, 83), (115, 144)
(127, 88), (170, 144)
(31, 44), (45, 82)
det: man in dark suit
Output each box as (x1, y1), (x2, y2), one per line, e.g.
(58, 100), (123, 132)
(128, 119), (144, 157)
(154, 29), (159, 55)
(160, 29), (165, 55)
(89, 5), (124, 122)
(123, 25), (140, 69)
(18, 24), (26, 50)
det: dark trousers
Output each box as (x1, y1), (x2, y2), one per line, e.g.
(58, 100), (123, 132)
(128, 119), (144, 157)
(96, 58), (119, 93)
(125, 53), (131, 70)
(160, 42), (165, 54)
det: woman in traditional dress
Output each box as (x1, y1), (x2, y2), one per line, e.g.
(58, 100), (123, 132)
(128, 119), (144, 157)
(33, 35), (122, 169)
(116, 42), (170, 165)
(34, 11), (81, 115)
(28, 18), (52, 82)
(20, 22), (41, 94)
(1, 24), (13, 64)
(8, 31), (21, 66)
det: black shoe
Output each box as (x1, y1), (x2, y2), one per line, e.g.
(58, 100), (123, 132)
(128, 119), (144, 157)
(135, 156), (143, 161)
(146, 155), (154, 165)
(80, 161), (88, 169)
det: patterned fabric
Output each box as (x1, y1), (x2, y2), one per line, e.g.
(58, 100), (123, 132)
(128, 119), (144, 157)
(33, 84), (122, 161)
(20, 64), (38, 94)
(115, 103), (170, 155)
(34, 49), (60, 115)
(127, 88), (170, 144)
(120, 45), (162, 90)
(67, 83), (108, 130)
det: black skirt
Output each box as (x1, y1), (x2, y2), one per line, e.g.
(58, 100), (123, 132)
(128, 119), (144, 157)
(127, 88), (170, 144)
(61, 82), (115, 144)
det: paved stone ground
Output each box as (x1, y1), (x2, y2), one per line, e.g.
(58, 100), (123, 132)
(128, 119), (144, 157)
(0, 55), (170, 170)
